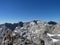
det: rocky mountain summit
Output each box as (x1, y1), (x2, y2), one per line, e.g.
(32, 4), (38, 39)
(0, 20), (60, 45)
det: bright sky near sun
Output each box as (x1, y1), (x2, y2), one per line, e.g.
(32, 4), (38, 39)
(0, 0), (60, 23)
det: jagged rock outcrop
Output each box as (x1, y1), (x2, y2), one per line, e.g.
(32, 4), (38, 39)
(0, 20), (60, 45)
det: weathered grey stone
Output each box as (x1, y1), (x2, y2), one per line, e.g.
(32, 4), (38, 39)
(0, 21), (60, 45)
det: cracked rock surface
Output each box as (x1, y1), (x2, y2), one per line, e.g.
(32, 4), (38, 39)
(0, 20), (60, 45)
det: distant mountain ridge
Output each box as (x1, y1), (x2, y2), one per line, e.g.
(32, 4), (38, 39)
(0, 20), (60, 45)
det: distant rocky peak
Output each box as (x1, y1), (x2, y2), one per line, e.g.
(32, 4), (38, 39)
(48, 21), (57, 25)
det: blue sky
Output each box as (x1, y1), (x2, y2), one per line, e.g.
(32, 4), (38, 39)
(0, 0), (60, 23)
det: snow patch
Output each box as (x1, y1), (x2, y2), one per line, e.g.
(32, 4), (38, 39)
(14, 30), (18, 32)
(51, 38), (59, 42)
(47, 33), (60, 42)
(56, 34), (60, 36)
(47, 33), (55, 37)
(12, 33), (16, 36)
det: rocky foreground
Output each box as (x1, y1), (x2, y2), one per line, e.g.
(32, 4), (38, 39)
(0, 20), (60, 45)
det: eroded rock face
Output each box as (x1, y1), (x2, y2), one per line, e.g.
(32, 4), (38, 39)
(0, 20), (60, 45)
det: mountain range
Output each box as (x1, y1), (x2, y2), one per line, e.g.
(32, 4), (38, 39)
(0, 20), (60, 45)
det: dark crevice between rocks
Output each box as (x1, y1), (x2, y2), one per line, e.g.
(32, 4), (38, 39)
(40, 39), (45, 45)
